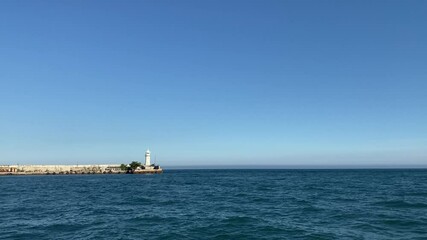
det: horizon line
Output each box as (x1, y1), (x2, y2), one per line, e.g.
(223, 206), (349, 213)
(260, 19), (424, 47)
(161, 164), (427, 169)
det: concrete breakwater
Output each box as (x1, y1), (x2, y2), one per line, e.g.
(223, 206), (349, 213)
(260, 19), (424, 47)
(0, 165), (163, 175)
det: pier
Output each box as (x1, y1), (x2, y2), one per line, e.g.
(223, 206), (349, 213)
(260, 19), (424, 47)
(0, 149), (163, 176)
(0, 164), (163, 175)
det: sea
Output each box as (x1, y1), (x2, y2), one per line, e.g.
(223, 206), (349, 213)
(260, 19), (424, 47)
(1, 169), (427, 239)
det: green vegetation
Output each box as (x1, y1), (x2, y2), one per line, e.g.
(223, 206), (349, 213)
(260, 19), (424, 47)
(119, 161), (153, 171)
(120, 164), (127, 171)
(119, 162), (142, 170)
(130, 161), (142, 170)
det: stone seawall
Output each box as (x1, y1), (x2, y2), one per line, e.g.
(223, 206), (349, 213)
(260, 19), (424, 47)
(0, 165), (163, 175)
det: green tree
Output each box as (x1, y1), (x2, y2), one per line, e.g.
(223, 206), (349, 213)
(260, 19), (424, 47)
(129, 161), (142, 170)
(120, 164), (127, 171)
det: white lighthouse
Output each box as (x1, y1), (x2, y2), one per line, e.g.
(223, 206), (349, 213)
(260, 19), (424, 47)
(145, 149), (151, 166)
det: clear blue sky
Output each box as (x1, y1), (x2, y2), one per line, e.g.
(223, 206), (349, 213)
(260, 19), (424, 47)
(0, 0), (426, 166)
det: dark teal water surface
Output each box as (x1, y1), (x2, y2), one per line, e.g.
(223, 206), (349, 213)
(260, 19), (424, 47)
(1, 169), (427, 239)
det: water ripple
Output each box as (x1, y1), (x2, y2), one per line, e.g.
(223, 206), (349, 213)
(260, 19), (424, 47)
(1, 170), (427, 239)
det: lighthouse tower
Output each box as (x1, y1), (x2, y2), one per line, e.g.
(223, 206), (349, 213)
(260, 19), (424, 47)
(145, 149), (151, 166)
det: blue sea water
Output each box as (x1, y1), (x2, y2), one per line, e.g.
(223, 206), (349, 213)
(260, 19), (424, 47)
(1, 169), (427, 239)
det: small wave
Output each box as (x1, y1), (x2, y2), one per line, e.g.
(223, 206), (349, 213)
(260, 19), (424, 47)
(204, 216), (261, 231)
(158, 199), (182, 206)
(381, 219), (424, 227)
(407, 192), (427, 197)
(234, 192), (248, 197)
(43, 222), (88, 232)
(301, 205), (322, 212)
(373, 200), (427, 209)
(222, 216), (258, 225)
